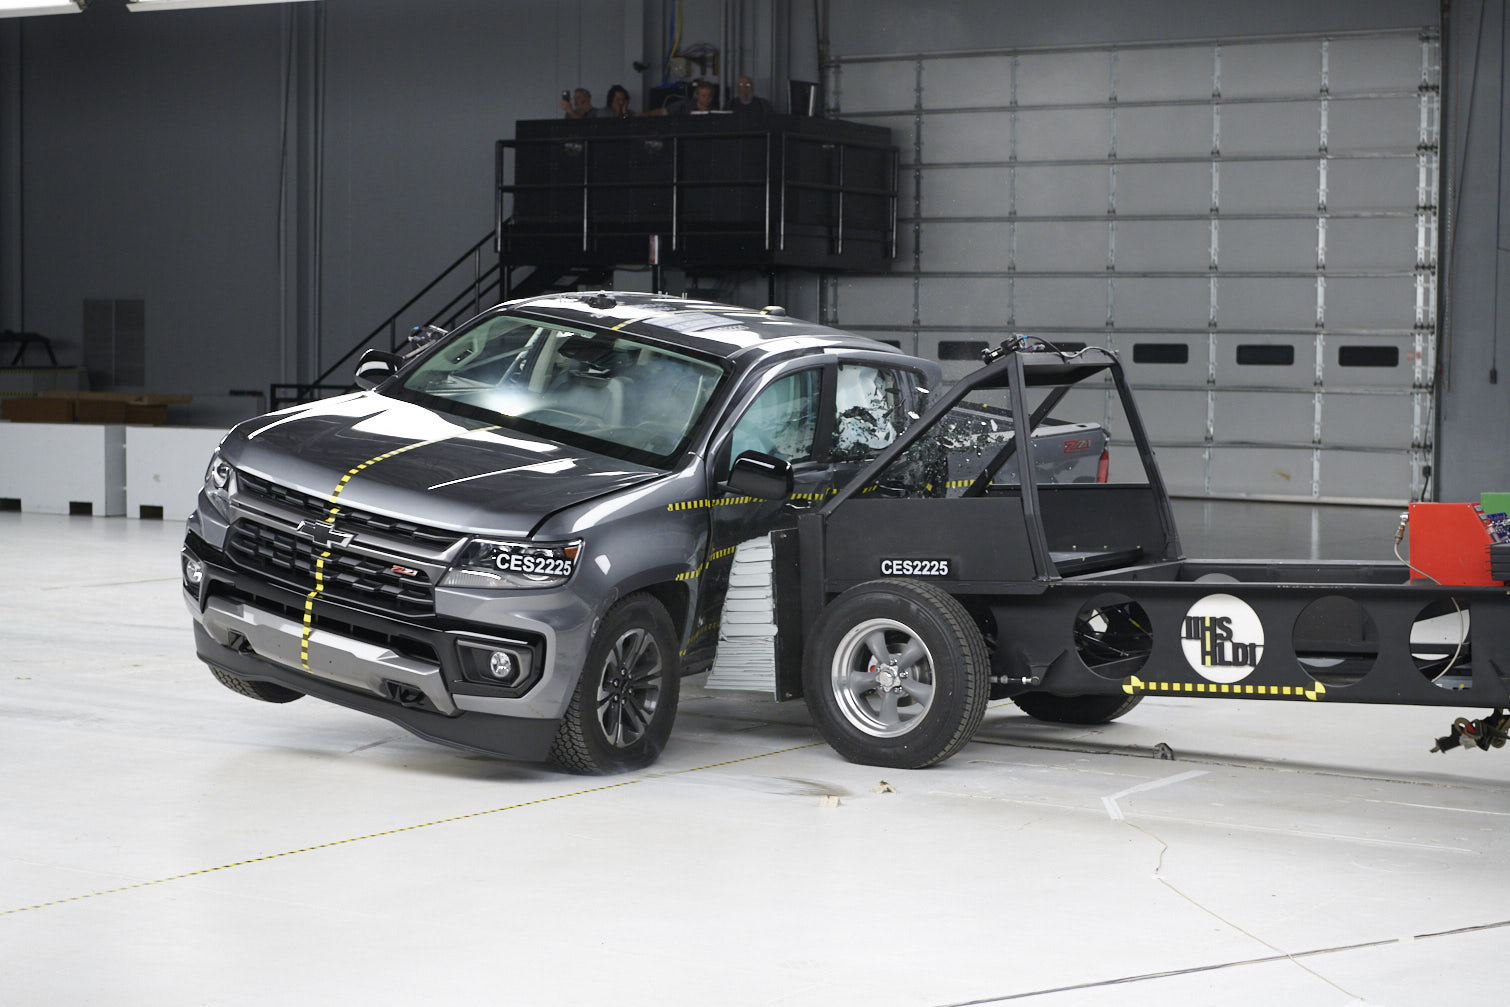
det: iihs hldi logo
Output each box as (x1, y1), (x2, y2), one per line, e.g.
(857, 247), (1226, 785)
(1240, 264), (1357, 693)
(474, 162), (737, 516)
(1181, 614), (1263, 668)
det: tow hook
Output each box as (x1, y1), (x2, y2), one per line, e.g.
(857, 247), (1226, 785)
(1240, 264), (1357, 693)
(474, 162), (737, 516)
(1430, 709), (1510, 753)
(385, 682), (428, 709)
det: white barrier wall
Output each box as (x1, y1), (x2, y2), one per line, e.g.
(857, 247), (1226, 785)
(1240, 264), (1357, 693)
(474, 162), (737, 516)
(125, 427), (228, 520)
(0, 422), (228, 519)
(0, 422), (127, 516)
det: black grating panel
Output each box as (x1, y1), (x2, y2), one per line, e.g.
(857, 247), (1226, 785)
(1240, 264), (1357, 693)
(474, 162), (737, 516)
(237, 471), (463, 548)
(216, 585), (440, 663)
(226, 522), (435, 616)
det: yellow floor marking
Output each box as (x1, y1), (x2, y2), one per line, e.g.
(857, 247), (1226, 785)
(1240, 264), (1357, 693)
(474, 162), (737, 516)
(0, 742), (825, 917)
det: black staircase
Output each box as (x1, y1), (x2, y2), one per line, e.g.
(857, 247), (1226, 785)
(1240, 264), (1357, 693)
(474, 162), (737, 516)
(269, 233), (610, 410)
(270, 114), (897, 412)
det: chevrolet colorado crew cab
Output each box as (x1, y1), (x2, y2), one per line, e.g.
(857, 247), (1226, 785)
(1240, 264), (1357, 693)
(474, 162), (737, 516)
(182, 292), (1106, 772)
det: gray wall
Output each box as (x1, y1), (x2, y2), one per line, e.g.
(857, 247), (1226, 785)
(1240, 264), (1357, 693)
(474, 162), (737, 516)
(1439, 0), (1510, 502)
(0, 0), (638, 408)
(5, 0), (287, 395)
(820, 0), (1509, 502)
(0, 0), (1504, 499)
(827, 0), (1437, 54)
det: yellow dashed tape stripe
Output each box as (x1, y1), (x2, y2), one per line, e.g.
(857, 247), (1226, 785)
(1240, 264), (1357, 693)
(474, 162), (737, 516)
(1122, 676), (1327, 701)
(0, 742), (825, 917)
(667, 496), (767, 512)
(668, 488), (839, 513)
(676, 544), (740, 582)
(299, 551), (331, 668)
(298, 426), (500, 670)
(679, 620), (721, 656)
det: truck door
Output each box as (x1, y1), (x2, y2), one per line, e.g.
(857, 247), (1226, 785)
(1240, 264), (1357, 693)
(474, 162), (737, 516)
(690, 363), (834, 641)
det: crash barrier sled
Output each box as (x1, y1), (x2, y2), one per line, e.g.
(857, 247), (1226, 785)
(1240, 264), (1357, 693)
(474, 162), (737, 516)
(777, 338), (1510, 769)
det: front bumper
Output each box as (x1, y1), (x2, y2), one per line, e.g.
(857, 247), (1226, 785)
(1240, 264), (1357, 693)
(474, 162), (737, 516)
(192, 623), (560, 761)
(183, 532), (599, 762)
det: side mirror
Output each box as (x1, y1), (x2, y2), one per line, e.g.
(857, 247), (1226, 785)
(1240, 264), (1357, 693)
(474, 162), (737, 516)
(354, 349), (403, 390)
(726, 450), (793, 500)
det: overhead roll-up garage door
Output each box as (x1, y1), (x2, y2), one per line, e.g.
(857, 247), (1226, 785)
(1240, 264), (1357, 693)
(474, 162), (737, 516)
(823, 28), (1441, 504)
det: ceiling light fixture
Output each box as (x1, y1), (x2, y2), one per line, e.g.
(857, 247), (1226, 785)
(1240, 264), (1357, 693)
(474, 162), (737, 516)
(126, 0), (319, 11)
(0, 0), (88, 18)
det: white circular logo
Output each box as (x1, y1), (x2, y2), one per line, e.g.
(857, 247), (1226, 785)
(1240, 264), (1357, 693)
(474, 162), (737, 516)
(1180, 593), (1265, 683)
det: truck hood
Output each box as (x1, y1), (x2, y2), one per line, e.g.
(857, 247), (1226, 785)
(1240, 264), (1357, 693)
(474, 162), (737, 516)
(225, 393), (663, 538)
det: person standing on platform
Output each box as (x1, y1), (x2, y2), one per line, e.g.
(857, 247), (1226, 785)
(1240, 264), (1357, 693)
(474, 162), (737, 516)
(726, 76), (772, 119)
(671, 80), (718, 115)
(560, 88), (599, 119)
(604, 85), (635, 119)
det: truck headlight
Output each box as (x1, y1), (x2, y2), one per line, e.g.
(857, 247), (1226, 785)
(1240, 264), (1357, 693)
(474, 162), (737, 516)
(203, 451), (234, 517)
(441, 538), (582, 590)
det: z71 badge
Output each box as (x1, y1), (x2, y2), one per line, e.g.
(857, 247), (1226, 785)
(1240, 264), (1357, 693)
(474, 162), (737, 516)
(880, 558), (952, 577)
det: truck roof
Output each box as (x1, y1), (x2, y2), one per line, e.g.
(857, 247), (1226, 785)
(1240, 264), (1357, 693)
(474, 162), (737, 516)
(506, 290), (906, 362)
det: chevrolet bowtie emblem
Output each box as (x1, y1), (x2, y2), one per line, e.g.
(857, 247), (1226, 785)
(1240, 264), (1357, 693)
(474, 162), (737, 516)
(295, 520), (355, 549)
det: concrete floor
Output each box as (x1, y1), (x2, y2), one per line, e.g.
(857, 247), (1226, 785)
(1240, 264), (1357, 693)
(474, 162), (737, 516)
(2, 502), (1506, 1006)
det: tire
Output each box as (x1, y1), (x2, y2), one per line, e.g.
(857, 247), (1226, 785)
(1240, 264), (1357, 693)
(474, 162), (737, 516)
(550, 593), (681, 774)
(803, 579), (989, 769)
(209, 665), (304, 704)
(1012, 691), (1143, 724)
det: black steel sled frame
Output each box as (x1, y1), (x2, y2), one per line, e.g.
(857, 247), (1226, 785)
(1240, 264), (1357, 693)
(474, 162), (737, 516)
(782, 340), (1510, 724)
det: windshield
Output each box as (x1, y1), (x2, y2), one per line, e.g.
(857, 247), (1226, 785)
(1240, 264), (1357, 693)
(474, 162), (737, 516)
(393, 313), (727, 465)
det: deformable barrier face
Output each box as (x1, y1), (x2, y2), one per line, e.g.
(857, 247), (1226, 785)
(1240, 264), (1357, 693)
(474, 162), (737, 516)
(823, 29), (1441, 505)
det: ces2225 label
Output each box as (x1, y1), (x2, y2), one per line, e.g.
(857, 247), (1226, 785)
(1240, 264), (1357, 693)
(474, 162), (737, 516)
(880, 558), (951, 577)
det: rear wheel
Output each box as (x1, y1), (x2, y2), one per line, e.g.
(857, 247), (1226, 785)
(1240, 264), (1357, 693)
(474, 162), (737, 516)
(803, 579), (989, 769)
(550, 594), (680, 774)
(1012, 691), (1142, 724)
(209, 666), (304, 704)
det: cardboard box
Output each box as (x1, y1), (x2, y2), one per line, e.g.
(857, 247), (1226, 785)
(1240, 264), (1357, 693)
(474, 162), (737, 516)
(1, 396), (75, 423)
(123, 403), (169, 425)
(75, 398), (128, 424)
(28, 391), (190, 426)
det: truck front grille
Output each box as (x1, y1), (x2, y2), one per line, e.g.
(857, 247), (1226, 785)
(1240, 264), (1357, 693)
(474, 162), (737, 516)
(226, 521), (435, 616)
(236, 471), (464, 549)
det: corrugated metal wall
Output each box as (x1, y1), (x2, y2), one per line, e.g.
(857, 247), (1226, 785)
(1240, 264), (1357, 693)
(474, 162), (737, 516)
(822, 29), (1440, 504)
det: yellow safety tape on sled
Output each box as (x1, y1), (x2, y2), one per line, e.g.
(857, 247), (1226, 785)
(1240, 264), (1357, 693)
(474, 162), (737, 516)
(1122, 675), (1327, 702)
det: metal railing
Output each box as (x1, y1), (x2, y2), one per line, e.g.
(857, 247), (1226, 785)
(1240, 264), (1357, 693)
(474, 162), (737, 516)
(496, 125), (897, 261)
(270, 231), (498, 410)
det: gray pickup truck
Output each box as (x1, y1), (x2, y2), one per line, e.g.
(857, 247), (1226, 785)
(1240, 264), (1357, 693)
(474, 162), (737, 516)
(182, 292), (1107, 772)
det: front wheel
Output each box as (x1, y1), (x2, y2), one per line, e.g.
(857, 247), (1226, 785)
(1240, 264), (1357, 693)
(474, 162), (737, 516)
(803, 579), (989, 769)
(1012, 691), (1143, 724)
(550, 593), (681, 774)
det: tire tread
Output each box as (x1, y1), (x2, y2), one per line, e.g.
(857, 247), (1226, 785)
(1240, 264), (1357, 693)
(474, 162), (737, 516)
(549, 592), (680, 775)
(209, 666), (304, 704)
